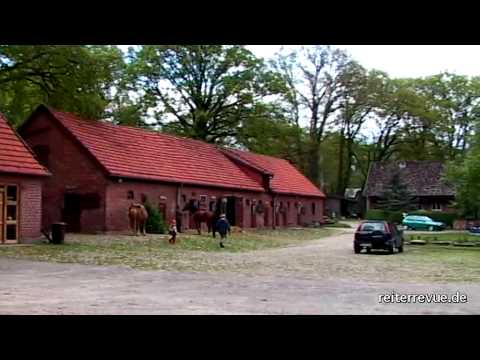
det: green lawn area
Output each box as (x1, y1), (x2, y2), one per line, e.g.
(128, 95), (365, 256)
(398, 245), (480, 282)
(0, 228), (333, 270)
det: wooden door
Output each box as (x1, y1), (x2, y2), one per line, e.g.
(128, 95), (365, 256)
(0, 186), (4, 243)
(2, 185), (19, 244)
(251, 204), (257, 228)
(63, 193), (82, 232)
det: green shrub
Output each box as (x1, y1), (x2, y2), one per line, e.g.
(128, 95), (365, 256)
(365, 209), (385, 221)
(409, 210), (459, 228)
(144, 203), (166, 234)
(366, 209), (460, 227)
(365, 210), (404, 224)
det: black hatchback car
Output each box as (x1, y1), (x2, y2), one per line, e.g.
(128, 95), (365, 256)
(354, 220), (404, 254)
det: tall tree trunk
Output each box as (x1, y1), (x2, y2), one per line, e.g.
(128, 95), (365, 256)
(343, 138), (354, 194)
(308, 140), (321, 186)
(336, 129), (345, 195)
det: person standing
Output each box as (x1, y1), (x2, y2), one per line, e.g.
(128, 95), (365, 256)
(168, 219), (178, 244)
(215, 214), (231, 248)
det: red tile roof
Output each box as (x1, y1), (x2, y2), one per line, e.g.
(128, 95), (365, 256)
(47, 109), (265, 191)
(36, 107), (324, 197)
(222, 148), (325, 198)
(0, 113), (49, 177)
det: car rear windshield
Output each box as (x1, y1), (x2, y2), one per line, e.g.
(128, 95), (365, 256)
(359, 222), (386, 232)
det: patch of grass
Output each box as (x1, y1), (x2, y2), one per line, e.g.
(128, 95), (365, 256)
(0, 228), (333, 270)
(405, 232), (480, 244)
(396, 245), (480, 282)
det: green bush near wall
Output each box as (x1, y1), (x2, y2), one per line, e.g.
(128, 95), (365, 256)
(409, 210), (459, 228)
(365, 210), (404, 224)
(144, 203), (167, 234)
(366, 209), (459, 227)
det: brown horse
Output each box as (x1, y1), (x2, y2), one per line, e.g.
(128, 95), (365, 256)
(128, 203), (149, 236)
(183, 200), (220, 236)
(192, 210), (217, 235)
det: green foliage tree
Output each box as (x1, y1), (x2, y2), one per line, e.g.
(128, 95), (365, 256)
(236, 102), (308, 170)
(335, 65), (387, 194)
(144, 203), (166, 234)
(271, 46), (351, 186)
(446, 129), (480, 219)
(412, 73), (480, 160)
(376, 172), (418, 212)
(126, 45), (287, 143)
(0, 45), (125, 125)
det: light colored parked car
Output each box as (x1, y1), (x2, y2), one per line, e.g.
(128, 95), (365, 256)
(402, 215), (445, 231)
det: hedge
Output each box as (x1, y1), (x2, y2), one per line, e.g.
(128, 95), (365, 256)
(144, 203), (167, 234)
(365, 210), (404, 224)
(409, 210), (459, 228)
(366, 209), (459, 227)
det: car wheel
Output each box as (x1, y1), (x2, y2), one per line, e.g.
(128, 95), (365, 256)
(354, 245), (361, 254)
(398, 243), (404, 253)
(389, 244), (396, 254)
(428, 225), (434, 231)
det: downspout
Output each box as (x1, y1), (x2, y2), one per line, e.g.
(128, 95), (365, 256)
(265, 174), (276, 230)
(177, 182), (184, 231)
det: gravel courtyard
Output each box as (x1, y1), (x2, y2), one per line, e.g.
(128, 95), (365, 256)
(1, 226), (480, 314)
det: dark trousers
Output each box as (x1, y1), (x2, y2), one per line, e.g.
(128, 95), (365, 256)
(219, 232), (227, 243)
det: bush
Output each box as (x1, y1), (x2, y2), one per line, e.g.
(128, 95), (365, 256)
(366, 209), (460, 227)
(365, 210), (404, 224)
(409, 210), (459, 228)
(365, 209), (385, 221)
(144, 203), (167, 234)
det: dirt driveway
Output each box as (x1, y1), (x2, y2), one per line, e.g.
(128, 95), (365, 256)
(1, 227), (480, 314)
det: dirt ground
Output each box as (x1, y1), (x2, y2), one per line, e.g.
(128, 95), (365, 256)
(1, 226), (480, 314)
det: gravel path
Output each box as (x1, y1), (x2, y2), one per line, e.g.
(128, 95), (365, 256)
(1, 227), (479, 314)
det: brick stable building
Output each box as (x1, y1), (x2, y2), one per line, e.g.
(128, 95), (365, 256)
(0, 113), (49, 244)
(19, 105), (325, 233)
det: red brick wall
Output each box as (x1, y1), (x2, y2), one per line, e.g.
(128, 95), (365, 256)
(274, 195), (324, 227)
(105, 180), (178, 231)
(20, 112), (108, 233)
(105, 180), (271, 232)
(0, 174), (43, 243)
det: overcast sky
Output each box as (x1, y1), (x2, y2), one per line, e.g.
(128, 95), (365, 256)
(246, 45), (480, 78)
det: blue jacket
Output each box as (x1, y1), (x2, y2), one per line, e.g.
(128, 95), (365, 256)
(216, 218), (231, 234)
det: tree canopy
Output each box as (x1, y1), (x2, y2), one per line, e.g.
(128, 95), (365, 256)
(2, 44), (479, 216)
(125, 45), (287, 143)
(0, 45), (124, 125)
